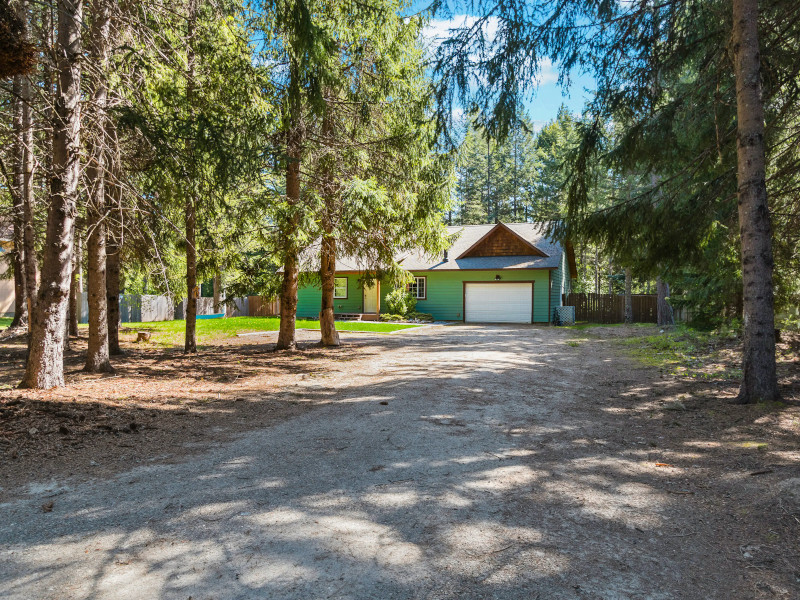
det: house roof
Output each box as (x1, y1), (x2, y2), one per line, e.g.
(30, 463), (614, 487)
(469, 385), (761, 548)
(332, 222), (574, 274)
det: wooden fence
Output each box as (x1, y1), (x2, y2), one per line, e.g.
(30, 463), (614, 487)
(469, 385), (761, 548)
(247, 295), (280, 317)
(562, 293), (658, 324)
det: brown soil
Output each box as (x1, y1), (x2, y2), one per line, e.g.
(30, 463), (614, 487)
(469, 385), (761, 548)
(0, 330), (376, 499)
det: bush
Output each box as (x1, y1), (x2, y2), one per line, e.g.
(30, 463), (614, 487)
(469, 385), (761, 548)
(408, 311), (434, 323)
(384, 287), (417, 316)
(379, 313), (406, 322)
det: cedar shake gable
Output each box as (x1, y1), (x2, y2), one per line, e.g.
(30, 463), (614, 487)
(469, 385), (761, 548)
(456, 222), (548, 259)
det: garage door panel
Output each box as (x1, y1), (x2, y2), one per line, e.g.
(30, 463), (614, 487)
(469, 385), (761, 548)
(465, 282), (532, 323)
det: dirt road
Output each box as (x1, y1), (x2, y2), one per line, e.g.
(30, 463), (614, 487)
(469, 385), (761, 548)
(1, 324), (797, 599)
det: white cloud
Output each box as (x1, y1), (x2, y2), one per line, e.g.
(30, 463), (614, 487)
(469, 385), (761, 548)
(423, 15), (558, 86)
(423, 14), (499, 52)
(536, 58), (559, 86)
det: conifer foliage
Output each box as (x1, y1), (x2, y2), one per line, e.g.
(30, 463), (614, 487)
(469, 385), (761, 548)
(433, 0), (800, 403)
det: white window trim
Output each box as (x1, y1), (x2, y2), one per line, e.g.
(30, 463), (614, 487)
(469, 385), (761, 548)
(409, 276), (427, 300)
(334, 277), (348, 299)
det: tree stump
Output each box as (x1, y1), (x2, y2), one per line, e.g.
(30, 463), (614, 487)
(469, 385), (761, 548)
(136, 331), (151, 343)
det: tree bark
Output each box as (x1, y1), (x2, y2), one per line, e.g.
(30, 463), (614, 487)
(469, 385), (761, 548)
(276, 59), (302, 351)
(656, 276), (674, 327)
(212, 272), (222, 313)
(732, 0), (779, 403)
(106, 119), (122, 355)
(319, 225), (340, 347)
(20, 0), (83, 389)
(594, 247), (599, 294)
(10, 73), (28, 330)
(20, 0), (36, 317)
(624, 266), (633, 324)
(317, 99), (339, 347)
(106, 232), (121, 353)
(185, 197), (198, 353)
(84, 0), (112, 373)
(184, 0), (198, 354)
(68, 233), (80, 336)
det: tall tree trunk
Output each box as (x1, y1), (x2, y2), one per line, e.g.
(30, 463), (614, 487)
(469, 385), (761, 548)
(317, 100), (339, 347)
(10, 74), (28, 329)
(10, 246), (26, 329)
(732, 0), (779, 403)
(68, 233), (80, 336)
(20, 0), (83, 389)
(26, 0), (54, 316)
(656, 276), (674, 327)
(184, 0), (198, 354)
(486, 135), (492, 222)
(106, 233), (121, 353)
(276, 59), (302, 351)
(319, 223), (340, 347)
(624, 267), (633, 324)
(185, 197), (197, 353)
(84, 0), (112, 372)
(106, 119), (122, 354)
(20, 0), (36, 322)
(594, 247), (599, 294)
(212, 273), (222, 313)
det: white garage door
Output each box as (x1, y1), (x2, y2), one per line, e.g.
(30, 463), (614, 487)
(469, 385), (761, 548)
(464, 282), (533, 323)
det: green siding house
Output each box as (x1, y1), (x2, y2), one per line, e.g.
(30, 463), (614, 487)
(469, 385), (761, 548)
(297, 222), (577, 324)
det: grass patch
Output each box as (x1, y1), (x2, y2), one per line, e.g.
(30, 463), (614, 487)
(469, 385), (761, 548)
(566, 340), (581, 347)
(621, 324), (740, 380)
(0, 317), (12, 329)
(113, 316), (420, 347)
(737, 441), (768, 451)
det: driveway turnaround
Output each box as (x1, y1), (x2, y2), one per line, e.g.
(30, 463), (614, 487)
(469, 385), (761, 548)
(0, 325), (794, 599)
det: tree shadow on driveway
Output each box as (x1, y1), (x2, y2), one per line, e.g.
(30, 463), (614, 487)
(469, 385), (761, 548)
(1, 324), (798, 599)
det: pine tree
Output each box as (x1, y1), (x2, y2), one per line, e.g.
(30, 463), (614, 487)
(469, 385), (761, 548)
(21, 0), (83, 389)
(84, 0), (113, 372)
(432, 0), (797, 403)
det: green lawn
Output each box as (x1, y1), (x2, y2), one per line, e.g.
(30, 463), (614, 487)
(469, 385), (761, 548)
(115, 316), (420, 347)
(0, 317), (12, 329)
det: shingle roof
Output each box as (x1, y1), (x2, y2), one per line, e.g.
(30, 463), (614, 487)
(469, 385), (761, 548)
(333, 222), (564, 272)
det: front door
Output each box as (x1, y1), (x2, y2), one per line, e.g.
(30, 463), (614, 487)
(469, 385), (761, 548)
(363, 282), (378, 313)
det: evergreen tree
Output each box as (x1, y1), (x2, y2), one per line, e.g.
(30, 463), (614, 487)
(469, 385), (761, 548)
(21, 0), (83, 389)
(432, 0), (800, 402)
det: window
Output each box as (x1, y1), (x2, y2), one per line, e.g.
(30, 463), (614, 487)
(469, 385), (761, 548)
(408, 276), (426, 300)
(334, 277), (348, 299)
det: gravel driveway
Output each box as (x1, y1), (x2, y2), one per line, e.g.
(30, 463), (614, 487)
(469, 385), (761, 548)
(0, 324), (793, 599)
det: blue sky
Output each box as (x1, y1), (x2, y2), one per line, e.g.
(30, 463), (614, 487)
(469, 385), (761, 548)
(412, 1), (596, 131)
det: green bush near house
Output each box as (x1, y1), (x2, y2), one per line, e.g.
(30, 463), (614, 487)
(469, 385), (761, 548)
(408, 311), (434, 323)
(380, 313), (407, 322)
(384, 288), (417, 316)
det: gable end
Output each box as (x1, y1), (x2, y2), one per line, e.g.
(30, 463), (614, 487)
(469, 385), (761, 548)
(457, 222), (548, 259)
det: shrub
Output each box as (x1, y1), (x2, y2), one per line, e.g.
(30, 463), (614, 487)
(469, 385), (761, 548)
(384, 287), (417, 316)
(379, 313), (406, 322)
(407, 311), (434, 323)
